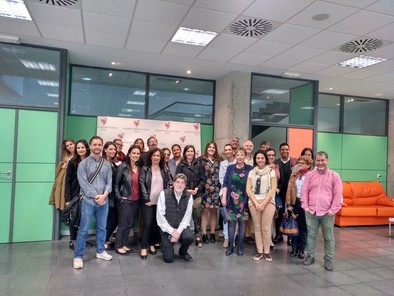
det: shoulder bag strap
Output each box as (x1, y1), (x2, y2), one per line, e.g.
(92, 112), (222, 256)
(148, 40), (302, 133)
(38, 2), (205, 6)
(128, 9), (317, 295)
(88, 157), (104, 184)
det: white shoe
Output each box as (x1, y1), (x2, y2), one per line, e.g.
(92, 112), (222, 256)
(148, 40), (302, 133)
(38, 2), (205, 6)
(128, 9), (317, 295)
(73, 258), (83, 269)
(96, 251), (113, 261)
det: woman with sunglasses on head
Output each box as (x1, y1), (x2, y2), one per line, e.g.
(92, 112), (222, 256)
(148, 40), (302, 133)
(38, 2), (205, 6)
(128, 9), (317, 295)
(64, 139), (90, 250)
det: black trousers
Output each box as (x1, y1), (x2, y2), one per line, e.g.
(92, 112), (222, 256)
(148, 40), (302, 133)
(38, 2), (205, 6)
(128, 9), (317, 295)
(160, 228), (194, 263)
(115, 199), (139, 249)
(106, 201), (118, 242)
(291, 198), (307, 252)
(140, 204), (161, 249)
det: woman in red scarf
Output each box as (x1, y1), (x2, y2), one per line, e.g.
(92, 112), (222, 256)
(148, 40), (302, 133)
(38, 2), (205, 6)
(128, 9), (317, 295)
(285, 155), (313, 259)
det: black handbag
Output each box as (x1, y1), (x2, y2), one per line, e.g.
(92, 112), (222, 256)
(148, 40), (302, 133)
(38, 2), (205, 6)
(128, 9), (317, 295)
(61, 157), (104, 226)
(275, 193), (283, 209)
(279, 210), (299, 237)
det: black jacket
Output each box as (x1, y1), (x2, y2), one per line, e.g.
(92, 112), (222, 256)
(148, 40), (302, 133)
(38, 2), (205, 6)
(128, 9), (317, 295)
(64, 160), (80, 203)
(139, 165), (170, 203)
(175, 158), (206, 198)
(114, 161), (139, 200)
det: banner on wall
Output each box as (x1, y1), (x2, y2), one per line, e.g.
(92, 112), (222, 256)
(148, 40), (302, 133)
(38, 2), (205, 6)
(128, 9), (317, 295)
(97, 116), (202, 156)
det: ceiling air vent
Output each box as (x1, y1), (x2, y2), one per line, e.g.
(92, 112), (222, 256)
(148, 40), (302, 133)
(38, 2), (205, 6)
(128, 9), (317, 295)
(38, 0), (78, 7)
(229, 18), (274, 37)
(339, 38), (384, 53)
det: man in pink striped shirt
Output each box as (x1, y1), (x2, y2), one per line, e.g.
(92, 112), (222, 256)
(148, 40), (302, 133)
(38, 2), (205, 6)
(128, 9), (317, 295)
(301, 151), (343, 271)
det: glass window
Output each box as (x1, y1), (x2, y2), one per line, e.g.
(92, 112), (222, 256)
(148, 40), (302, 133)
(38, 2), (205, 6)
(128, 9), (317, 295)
(251, 75), (315, 126)
(318, 94), (340, 132)
(148, 75), (214, 124)
(0, 43), (61, 108)
(343, 97), (387, 136)
(70, 66), (146, 118)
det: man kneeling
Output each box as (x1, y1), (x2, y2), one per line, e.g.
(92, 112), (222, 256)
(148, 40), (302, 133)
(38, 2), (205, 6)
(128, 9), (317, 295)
(157, 173), (194, 263)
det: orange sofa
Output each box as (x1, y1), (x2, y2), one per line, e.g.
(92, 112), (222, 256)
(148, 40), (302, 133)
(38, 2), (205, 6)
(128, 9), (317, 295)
(335, 181), (394, 227)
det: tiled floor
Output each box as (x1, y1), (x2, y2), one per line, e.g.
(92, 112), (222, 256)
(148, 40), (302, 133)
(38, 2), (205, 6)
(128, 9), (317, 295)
(1, 226), (394, 296)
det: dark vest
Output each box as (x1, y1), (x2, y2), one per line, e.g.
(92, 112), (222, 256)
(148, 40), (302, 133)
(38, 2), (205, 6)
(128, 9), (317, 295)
(164, 188), (191, 229)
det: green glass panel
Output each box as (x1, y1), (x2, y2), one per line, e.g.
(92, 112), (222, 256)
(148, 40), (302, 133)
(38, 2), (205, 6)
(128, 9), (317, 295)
(0, 109), (15, 162)
(17, 110), (58, 163)
(16, 163), (55, 182)
(65, 116), (97, 142)
(342, 135), (387, 170)
(317, 132), (342, 170)
(13, 183), (54, 242)
(341, 170), (386, 183)
(0, 182), (12, 243)
(201, 124), (213, 152)
(289, 83), (314, 125)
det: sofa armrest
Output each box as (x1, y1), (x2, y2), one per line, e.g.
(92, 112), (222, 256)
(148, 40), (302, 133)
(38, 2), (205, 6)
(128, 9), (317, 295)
(376, 196), (394, 207)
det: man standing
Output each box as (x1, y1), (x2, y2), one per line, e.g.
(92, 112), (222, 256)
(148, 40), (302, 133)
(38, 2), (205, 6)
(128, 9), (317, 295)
(274, 143), (296, 243)
(301, 151), (343, 271)
(243, 140), (254, 166)
(73, 136), (113, 269)
(157, 173), (194, 263)
(229, 136), (240, 155)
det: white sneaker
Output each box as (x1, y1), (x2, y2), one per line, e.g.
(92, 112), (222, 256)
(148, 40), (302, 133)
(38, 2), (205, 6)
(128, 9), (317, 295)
(73, 258), (83, 269)
(96, 251), (113, 261)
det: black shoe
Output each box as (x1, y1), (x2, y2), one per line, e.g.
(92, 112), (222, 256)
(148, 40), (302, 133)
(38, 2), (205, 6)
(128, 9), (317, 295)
(140, 249), (147, 260)
(209, 233), (216, 243)
(149, 247), (157, 255)
(116, 249), (129, 256)
(69, 241), (75, 250)
(273, 236), (283, 243)
(86, 241), (93, 247)
(180, 252), (193, 262)
(226, 249), (233, 256)
(298, 251), (306, 259)
(290, 250), (298, 257)
(104, 242), (115, 251)
(202, 234), (209, 244)
(237, 250), (243, 257)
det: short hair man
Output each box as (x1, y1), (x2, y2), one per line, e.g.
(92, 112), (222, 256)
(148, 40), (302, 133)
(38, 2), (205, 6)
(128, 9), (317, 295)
(301, 151), (343, 271)
(73, 136), (113, 269)
(243, 140), (254, 166)
(157, 173), (194, 263)
(229, 136), (240, 154)
(147, 136), (158, 150)
(259, 140), (270, 151)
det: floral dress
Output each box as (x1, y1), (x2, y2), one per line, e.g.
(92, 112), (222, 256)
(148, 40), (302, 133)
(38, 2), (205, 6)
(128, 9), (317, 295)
(227, 166), (249, 221)
(201, 159), (221, 208)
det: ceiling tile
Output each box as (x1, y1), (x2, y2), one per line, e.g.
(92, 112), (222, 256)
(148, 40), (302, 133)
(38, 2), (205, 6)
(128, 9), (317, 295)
(134, 0), (189, 26)
(181, 7), (237, 32)
(207, 34), (257, 51)
(340, 69), (381, 79)
(162, 42), (204, 58)
(194, 0), (254, 14)
(329, 10), (394, 35)
(197, 48), (238, 62)
(366, 0), (394, 16)
(299, 30), (357, 50)
(323, 0), (377, 8)
(82, 0), (137, 17)
(229, 53), (270, 66)
(288, 62), (330, 73)
(83, 12), (131, 35)
(85, 31), (126, 48)
(367, 23), (394, 42)
(315, 65), (356, 76)
(243, 0), (315, 22)
(372, 43), (394, 59)
(27, 2), (82, 28)
(161, 0), (194, 5)
(260, 46), (325, 68)
(288, 1), (358, 29)
(36, 23), (84, 43)
(129, 20), (176, 41)
(364, 60), (394, 73)
(244, 40), (293, 56)
(309, 51), (356, 65)
(365, 71), (394, 82)
(0, 18), (40, 37)
(263, 24), (321, 45)
(125, 37), (167, 53)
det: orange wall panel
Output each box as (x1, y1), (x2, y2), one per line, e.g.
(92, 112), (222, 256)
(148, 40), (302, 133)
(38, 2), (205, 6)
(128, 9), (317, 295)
(288, 128), (313, 158)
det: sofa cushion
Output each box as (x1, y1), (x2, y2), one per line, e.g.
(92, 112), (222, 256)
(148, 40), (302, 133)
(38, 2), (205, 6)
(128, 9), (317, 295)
(376, 207), (394, 216)
(350, 181), (385, 198)
(353, 196), (379, 206)
(337, 207), (376, 217)
(376, 197), (394, 207)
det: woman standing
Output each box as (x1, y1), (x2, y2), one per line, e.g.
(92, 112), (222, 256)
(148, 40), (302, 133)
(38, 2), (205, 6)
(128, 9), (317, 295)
(134, 138), (145, 152)
(102, 142), (118, 250)
(114, 145), (141, 255)
(246, 150), (277, 262)
(49, 138), (75, 210)
(162, 147), (174, 186)
(139, 147), (170, 259)
(221, 147), (253, 256)
(200, 141), (222, 244)
(175, 145), (206, 247)
(64, 139), (90, 250)
(286, 155), (313, 259)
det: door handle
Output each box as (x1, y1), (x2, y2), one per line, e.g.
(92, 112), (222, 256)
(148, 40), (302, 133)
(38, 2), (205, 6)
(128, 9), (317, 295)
(0, 171), (12, 180)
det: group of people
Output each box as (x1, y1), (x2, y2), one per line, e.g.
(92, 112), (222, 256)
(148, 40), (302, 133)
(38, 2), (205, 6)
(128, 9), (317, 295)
(50, 135), (342, 271)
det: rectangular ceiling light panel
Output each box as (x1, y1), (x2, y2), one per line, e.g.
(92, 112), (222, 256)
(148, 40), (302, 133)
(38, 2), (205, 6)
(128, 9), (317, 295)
(0, 0), (32, 20)
(171, 27), (218, 46)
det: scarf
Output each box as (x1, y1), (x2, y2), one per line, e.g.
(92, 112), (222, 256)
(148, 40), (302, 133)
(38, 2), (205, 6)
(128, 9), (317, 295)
(249, 166), (271, 198)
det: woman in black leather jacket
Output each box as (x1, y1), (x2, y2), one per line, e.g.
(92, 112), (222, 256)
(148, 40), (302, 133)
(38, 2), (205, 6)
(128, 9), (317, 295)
(139, 147), (171, 259)
(114, 145), (141, 255)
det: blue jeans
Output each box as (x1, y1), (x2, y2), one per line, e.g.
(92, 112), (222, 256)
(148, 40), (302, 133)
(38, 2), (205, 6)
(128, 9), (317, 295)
(305, 211), (335, 261)
(74, 199), (109, 259)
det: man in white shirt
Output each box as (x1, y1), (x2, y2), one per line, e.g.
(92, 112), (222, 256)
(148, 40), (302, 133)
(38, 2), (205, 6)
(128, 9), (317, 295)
(157, 173), (194, 263)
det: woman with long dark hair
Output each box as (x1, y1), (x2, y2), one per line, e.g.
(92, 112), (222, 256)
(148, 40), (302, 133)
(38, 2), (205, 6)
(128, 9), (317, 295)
(139, 147), (171, 259)
(102, 141), (118, 250)
(64, 139), (90, 250)
(175, 145), (206, 247)
(114, 145), (141, 255)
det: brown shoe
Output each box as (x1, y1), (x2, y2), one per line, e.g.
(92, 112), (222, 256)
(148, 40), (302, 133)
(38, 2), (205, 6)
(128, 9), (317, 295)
(222, 239), (229, 248)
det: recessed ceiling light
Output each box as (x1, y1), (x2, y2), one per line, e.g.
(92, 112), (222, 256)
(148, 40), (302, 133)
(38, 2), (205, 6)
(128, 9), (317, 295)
(133, 91), (156, 96)
(110, 61), (119, 65)
(0, 0), (32, 20)
(108, 72), (113, 77)
(20, 59), (56, 71)
(171, 27), (218, 46)
(337, 55), (386, 69)
(375, 93), (383, 96)
(261, 89), (288, 95)
(82, 77), (92, 81)
(186, 70), (191, 75)
(37, 80), (59, 87)
(329, 87), (333, 90)
(47, 93), (59, 97)
(127, 101), (145, 105)
(183, 88), (190, 91)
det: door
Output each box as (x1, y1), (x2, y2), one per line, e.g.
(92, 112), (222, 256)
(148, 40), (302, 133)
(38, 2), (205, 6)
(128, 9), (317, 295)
(0, 108), (58, 243)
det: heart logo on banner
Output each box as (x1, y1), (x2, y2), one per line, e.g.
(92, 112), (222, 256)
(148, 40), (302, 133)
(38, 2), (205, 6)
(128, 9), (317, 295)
(134, 120), (140, 127)
(180, 136), (186, 143)
(118, 133), (124, 139)
(101, 117), (108, 125)
(194, 123), (199, 131)
(164, 121), (171, 129)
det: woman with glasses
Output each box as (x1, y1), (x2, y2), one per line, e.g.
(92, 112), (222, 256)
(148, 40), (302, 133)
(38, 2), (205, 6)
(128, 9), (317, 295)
(286, 155), (313, 259)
